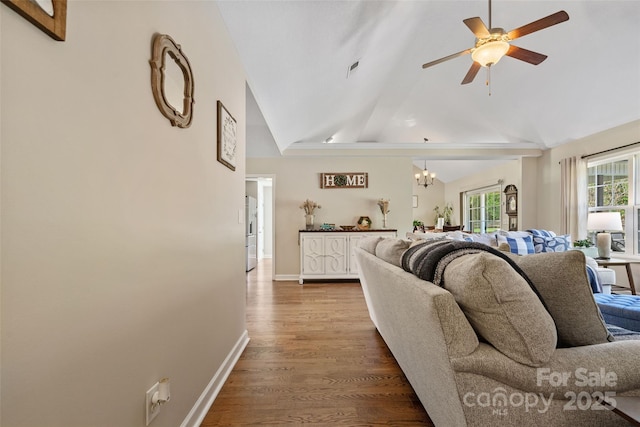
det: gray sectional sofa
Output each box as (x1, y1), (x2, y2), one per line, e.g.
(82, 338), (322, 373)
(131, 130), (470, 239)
(355, 236), (640, 427)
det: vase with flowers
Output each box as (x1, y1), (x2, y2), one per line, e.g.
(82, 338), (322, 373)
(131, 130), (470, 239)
(377, 198), (390, 228)
(300, 199), (321, 229)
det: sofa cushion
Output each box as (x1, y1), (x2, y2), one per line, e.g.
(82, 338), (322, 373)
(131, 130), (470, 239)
(496, 234), (535, 255)
(532, 234), (571, 253)
(497, 230), (532, 238)
(511, 251), (614, 346)
(443, 252), (557, 367)
(444, 252), (557, 366)
(410, 231), (449, 240)
(466, 232), (498, 247)
(358, 236), (384, 254)
(375, 238), (410, 267)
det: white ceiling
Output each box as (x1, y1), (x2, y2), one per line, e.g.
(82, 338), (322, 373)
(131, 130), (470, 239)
(219, 0), (640, 182)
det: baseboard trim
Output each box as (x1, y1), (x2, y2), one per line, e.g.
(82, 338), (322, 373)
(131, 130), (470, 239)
(180, 330), (249, 427)
(274, 274), (299, 281)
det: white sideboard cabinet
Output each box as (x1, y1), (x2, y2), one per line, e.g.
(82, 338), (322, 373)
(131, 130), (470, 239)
(299, 230), (397, 284)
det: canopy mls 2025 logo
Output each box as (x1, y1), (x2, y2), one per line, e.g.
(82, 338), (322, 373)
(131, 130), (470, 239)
(320, 173), (368, 189)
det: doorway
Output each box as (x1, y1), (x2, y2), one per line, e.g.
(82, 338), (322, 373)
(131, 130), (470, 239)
(246, 175), (275, 280)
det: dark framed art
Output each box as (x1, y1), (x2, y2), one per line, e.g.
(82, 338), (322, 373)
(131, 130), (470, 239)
(2, 0), (67, 41)
(217, 101), (237, 171)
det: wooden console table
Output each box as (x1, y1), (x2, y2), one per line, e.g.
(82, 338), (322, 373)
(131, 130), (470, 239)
(595, 258), (639, 295)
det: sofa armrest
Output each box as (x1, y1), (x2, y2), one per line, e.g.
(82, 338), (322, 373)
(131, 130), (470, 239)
(355, 248), (478, 427)
(452, 341), (640, 396)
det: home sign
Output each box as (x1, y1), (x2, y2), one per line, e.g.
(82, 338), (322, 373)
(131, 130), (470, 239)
(320, 172), (368, 189)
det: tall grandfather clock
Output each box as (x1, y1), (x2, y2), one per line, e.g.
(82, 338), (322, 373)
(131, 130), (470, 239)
(504, 185), (518, 231)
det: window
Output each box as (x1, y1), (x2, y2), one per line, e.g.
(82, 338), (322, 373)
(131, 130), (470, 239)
(587, 155), (636, 254)
(464, 185), (501, 233)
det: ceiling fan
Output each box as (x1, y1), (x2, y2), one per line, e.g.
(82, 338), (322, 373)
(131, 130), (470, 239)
(422, 0), (569, 85)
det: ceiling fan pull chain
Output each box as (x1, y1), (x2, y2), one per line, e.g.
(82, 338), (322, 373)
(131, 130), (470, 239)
(486, 66), (492, 96)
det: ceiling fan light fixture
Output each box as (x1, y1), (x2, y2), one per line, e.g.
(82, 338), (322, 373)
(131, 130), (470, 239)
(471, 40), (509, 67)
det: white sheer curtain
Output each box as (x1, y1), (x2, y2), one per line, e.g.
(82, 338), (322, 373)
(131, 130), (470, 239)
(560, 156), (587, 240)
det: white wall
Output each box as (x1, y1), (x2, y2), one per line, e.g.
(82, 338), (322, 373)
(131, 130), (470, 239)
(247, 156), (413, 278)
(261, 182), (273, 259)
(1, 2), (247, 426)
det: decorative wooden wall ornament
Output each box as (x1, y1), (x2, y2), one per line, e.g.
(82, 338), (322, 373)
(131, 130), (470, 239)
(320, 173), (368, 189)
(149, 33), (195, 128)
(2, 0), (67, 41)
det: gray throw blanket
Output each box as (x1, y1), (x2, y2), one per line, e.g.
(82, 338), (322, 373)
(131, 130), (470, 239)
(401, 239), (545, 305)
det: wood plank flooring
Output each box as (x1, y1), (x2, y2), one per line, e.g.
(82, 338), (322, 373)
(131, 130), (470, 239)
(200, 259), (433, 426)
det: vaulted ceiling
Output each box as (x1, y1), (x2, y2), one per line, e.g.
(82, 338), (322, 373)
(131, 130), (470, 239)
(219, 1), (640, 181)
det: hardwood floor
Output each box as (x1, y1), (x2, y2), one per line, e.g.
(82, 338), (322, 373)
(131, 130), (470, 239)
(200, 259), (433, 426)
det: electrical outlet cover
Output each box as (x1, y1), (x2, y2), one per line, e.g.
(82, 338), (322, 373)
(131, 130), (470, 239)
(146, 382), (160, 426)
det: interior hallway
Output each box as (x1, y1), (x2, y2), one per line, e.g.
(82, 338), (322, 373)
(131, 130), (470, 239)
(201, 259), (433, 425)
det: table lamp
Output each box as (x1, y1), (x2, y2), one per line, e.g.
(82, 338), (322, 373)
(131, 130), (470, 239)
(587, 212), (623, 259)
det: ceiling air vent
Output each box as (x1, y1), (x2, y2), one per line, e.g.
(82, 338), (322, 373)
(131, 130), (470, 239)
(347, 60), (360, 78)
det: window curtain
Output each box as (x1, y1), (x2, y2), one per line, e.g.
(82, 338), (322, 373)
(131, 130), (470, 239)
(560, 156), (587, 240)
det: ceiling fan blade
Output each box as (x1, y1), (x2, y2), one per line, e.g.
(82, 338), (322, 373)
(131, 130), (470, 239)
(507, 10), (569, 40)
(506, 45), (548, 65)
(422, 48), (472, 69)
(461, 62), (481, 85)
(463, 17), (490, 38)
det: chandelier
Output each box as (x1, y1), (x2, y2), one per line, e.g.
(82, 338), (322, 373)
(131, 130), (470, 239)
(415, 160), (436, 188)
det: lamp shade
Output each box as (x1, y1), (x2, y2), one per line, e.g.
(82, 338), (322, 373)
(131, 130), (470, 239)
(587, 212), (623, 231)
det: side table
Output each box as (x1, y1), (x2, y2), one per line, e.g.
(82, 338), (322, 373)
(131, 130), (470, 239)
(595, 258), (639, 295)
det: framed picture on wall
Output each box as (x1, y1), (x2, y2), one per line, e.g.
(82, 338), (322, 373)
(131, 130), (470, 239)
(217, 100), (237, 171)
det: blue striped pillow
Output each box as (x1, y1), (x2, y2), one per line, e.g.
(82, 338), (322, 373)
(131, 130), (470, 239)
(527, 229), (557, 238)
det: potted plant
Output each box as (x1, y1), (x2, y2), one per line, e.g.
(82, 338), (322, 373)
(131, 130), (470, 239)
(434, 203), (453, 226)
(572, 238), (598, 257)
(442, 203), (453, 226)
